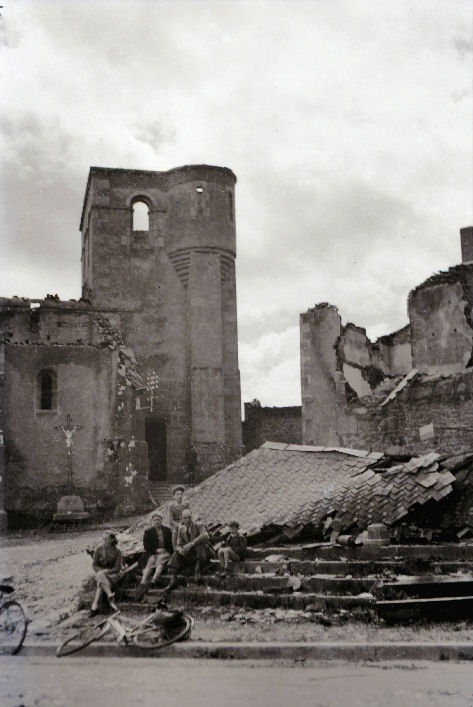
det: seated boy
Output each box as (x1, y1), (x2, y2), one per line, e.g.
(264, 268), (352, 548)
(217, 521), (247, 577)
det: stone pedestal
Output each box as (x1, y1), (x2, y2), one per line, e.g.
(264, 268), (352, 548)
(53, 495), (89, 522)
(365, 523), (390, 546)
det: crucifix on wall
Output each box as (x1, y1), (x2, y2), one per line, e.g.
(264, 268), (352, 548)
(55, 414), (82, 489)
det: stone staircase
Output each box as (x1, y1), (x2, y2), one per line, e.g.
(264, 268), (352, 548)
(117, 542), (473, 622)
(148, 483), (189, 506)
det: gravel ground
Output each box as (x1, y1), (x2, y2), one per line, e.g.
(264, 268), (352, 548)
(2, 526), (473, 644)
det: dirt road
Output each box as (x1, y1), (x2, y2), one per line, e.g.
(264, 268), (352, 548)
(1, 657), (472, 707)
(0, 527), (120, 638)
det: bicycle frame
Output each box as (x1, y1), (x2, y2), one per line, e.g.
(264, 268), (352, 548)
(102, 608), (177, 644)
(56, 606), (193, 656)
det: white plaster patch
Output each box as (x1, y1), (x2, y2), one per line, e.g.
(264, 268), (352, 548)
(342, 363), (372, 398)
(124, 462), (138, 486)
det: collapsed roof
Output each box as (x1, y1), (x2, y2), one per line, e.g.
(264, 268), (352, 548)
(121, 443), (466, 553)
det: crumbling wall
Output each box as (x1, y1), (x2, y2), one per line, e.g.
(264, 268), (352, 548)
(376, 325), (412, 376)
(341, 370), (473, 457)
(300, 255), (473, 453)
(243, 401), (302, 453)
(300, 303), (406, 446)
(300, 304), (343, 445)
(409, 266), (473, 375)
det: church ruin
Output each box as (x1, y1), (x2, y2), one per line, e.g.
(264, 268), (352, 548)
(0, 165), (243, 525)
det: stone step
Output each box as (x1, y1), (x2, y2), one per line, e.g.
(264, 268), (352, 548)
(376, 595), (473, 623)
(379, 575), (473, 600)
(121, 588), (375, 611)
(148, 484), (180, 505)
(128, 574), (376, 595)
(243, 559), (472, 577)
(248, 543), (473, 562)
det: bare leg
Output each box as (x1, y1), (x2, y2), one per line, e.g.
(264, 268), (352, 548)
(152, 554), (170, 583)
(141, 556), (157, 585)
(91, 586), (104, 612)
(96, 570), (118, 610)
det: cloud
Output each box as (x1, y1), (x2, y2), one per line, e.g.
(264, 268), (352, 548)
(454, 36), (473, 57)
(1, 0), (472, 406)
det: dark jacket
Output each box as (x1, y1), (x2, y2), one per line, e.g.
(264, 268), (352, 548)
(92, 545), (122, 580)
(143, 525), (173, 556)
(223, 532), (247, 560)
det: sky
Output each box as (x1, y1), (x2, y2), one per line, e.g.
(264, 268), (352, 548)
(0, 0), (472, 409)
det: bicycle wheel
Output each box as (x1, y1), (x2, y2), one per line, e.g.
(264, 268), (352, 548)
(0, 601), (28, 655)
(133, 615), (192, 650)
(56, 621), (109, 657)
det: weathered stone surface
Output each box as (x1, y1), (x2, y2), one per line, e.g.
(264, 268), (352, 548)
(300, 230), (473, 457)
(1, 165), (243, 524)
(242, 402), (302, 453)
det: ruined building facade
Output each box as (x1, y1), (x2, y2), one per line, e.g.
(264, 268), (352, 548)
(0, 165), (242, 524)
(301, 227), (473, 457)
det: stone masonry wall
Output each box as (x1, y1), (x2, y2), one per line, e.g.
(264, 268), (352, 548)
(243, 402), (302, 453)
(341, 371), (473, 457)
(409, 265), (473, 375)
(80, 166), (242, 483)
(301, 248), (473, 455)
(0, 299), (149, 521)
(300, 303), (409, 446)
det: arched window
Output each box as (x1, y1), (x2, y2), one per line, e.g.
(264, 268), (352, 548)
(37, 369), (57, 411)
(132, 200), (149, 231)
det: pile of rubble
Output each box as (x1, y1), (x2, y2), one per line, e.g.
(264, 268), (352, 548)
(120, 444), (473, 554)
(90, 444), (473, 624)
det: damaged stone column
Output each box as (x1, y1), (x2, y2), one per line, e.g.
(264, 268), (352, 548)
(0, 431), (6, 533)
(0, 342), (6, 531)
(300, 304), (343, 446)
(461, 226), (473, 264)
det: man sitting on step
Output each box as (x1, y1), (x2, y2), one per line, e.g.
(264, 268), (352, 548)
(135, 513), (173, 601)
(163, 509), (210, 592)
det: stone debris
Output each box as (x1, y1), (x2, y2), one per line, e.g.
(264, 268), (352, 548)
(121, 444), (471, 555)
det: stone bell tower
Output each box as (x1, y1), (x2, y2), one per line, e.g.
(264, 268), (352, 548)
(80, 164), (242, 484)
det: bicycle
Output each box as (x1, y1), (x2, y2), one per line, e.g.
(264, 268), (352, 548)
(0, 584), (28, 655)
(56, 603), (193, 657)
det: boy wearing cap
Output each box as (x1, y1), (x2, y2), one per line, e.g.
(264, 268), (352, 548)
(218, 521), (247, 577)
(135, 513), (173, 601)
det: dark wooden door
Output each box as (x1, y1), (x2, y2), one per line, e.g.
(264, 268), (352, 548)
(145, 418), (167, 481)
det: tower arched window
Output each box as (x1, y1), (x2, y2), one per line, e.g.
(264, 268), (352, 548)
(132, 200), (149, 231)
(37, 369), (58, 412)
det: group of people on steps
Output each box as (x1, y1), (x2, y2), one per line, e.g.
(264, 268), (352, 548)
(89, 485), (247, 615)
